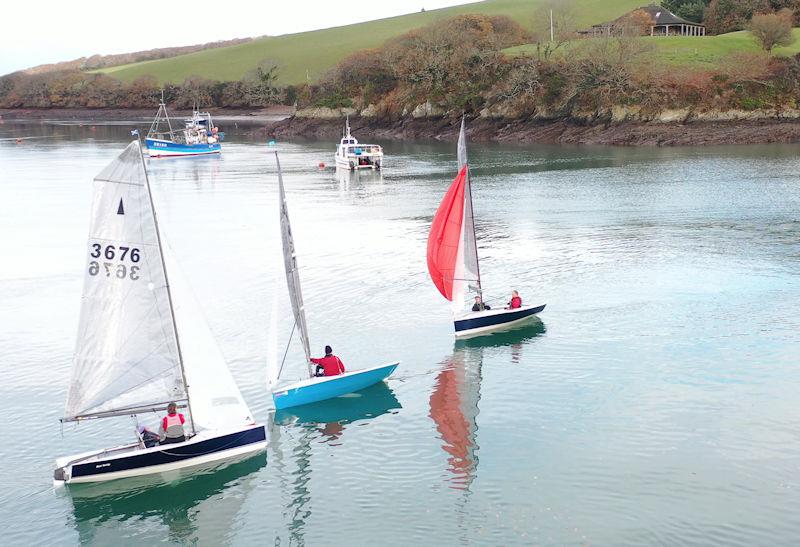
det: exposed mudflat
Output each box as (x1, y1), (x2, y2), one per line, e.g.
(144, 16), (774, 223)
(4, 108), (800, 145)
(264, 115), (800, 146)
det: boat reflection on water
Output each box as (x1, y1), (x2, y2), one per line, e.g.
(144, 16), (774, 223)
(274, 381), (401, 433)
(268, 381), (401, 544)
(455, 318), (546, 364)
(64, 454), (266, 545)
(430, 319), (546, 490)
(334, 165), (384, 192)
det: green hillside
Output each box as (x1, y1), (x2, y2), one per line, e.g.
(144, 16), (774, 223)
(96, 0), (646, 85)
(505, 29), (800, 68)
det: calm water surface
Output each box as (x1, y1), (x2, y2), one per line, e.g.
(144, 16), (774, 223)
(2, 122), (800, 546)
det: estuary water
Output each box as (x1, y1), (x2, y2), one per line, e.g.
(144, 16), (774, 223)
(1, 121), (800, 546)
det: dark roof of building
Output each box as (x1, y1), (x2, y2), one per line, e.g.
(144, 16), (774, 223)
(637, 4), (703, 26)
(591, 4), (704, 29)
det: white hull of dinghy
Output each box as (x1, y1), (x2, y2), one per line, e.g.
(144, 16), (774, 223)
(54, 424), (267, 485)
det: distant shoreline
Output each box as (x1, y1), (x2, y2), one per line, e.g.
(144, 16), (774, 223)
(0, 107), (294, 125)
(4, 108), (800, 146)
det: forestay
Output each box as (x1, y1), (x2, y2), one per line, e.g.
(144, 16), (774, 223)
(64, 141), (186, 421)
(276, 153), (312, 376)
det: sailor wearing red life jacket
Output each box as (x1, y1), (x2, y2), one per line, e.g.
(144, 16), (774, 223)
(159, 402), (186, 444)
(310, 345), (346, 377)
(507, 290), (522, 309)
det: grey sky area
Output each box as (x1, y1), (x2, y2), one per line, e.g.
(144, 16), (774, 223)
(2, 0), (474, 75)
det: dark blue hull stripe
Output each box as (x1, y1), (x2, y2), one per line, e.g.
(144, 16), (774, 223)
(71, 426), (266, 479)
(454, 304), (546, 332)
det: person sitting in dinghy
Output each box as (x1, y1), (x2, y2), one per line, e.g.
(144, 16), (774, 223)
(506, 290), (522, 309)
(311, 345), (346, 377)
(138, 424), (160, 448)
(159, 402), (186, 444)
(472, 295), (490, 312)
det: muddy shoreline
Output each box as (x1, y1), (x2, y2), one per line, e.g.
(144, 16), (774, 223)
(0, 106), (294, 124)
(264, 115), (800, 146)
(4, 108), (800, 145)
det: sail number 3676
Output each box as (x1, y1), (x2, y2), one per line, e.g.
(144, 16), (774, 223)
(88, 243), (141, 280)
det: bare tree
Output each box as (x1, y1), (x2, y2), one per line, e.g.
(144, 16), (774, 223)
(749, 9), (795, 51)
(529, 0), (577, 60)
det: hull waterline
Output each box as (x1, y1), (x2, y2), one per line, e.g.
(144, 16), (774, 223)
(454, 304), (546, 338)
(272, 362), (399, 410)
(145, 138), (221, 158)
(54, 424), (266, 484)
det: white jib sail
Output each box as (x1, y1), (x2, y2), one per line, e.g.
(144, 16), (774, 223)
(162, 244), (254, 431)
(65, 141), (186, 421)
(454, 118), (482, 314)
(276, 153), (312, 376)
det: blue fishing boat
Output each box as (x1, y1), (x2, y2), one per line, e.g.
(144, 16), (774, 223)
(427, 118), (546, 338)
(145, 99), (222, 158)
(267, 152), (400, 410)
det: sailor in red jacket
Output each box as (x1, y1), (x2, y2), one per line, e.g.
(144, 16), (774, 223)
(507, 290), (522, 309)
(159, 402), (186, 444)
(311, 345), (346, 377)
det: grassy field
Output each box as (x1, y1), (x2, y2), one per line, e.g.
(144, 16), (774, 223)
(505, 28), (800, 68)
(96, 0), (645, 85)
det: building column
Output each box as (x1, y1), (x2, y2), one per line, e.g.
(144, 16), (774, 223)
(651, 25), (654, 37)
(665, 25), (669, 36)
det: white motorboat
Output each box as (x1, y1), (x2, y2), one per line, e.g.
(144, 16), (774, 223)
(334, 118), (383, 170)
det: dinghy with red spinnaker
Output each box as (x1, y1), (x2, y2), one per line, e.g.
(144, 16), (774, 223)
(268, 153), (399, 410)
(427, 119), (545, 338)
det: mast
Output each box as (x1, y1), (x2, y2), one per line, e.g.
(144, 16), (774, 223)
(136, 139), (196, 435)
(458, 117), (483, 301)
(275, 152), (314, 378)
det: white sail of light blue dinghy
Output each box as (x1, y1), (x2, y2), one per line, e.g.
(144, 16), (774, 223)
(268, 153), (399, 411)
(53, 141), (266, 485)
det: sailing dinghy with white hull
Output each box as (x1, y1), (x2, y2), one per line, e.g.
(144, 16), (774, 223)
(54, 141), (266, 485)
(268, 153), (399, 410)
(427, 119), (545, 338)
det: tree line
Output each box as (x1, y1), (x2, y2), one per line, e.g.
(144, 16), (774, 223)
(2, 8), (800, 118)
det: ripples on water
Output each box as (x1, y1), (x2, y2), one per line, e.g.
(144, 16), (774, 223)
(2, 123), (800, 545)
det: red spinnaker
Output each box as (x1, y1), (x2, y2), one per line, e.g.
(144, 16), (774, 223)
(427, 166), (468, 300)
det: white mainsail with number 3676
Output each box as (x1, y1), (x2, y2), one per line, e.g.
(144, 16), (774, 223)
(54, 141), (266, 485)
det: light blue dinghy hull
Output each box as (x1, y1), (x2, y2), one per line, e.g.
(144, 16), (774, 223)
(272, 362), (399, 410)
(145, 138), (221, 157)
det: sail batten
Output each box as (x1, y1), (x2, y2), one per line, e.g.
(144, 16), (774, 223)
(64, 141), (187, 422)
(276, 153), (312, 375)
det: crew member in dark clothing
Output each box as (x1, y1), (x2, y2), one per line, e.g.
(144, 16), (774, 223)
(472, 295), (491, 312)
(311, 345), (346, 377)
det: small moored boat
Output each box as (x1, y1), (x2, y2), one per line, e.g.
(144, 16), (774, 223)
(334, 118), (383, 170)
(427, 118), (546, 338)
(145, 99), (222, 158)
(54, 141), (266, 485)
(267, 152), (399, 410)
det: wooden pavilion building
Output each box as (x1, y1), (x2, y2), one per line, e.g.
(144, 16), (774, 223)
(588, 4), (706, 38)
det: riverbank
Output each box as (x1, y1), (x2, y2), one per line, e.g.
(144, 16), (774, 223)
(4, 108), (800, 145)
(264, 115), (800, 146)
(0, 106), (294, 124)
